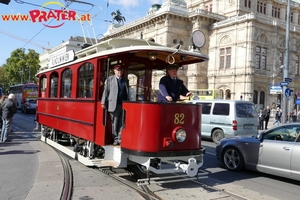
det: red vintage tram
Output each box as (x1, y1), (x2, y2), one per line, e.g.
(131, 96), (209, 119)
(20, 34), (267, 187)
(37, 38), (208, 179)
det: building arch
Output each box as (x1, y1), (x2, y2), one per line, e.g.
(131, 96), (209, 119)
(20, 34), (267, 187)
(219, 35), (232, 46)
(215, 85), (230, 100)
(253, 85), (267, 109)
(256, 33), (269, 44)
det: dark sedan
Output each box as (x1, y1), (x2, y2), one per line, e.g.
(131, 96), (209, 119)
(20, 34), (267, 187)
(21, 99), (37, 114)
(216, 123), (300, 181)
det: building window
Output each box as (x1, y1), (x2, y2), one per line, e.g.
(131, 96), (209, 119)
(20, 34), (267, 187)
(61, 68), (72, 98)
(257, 2), (266, 14)
(253, 90), (258, 105)
(220, 89), (224, 100)
(77, 62), (94, 98)
(296, 55), (300, 75)
(272, 6), (280, 18)
(260, 91), (265, 108)
(220, 47), (231, 69)
(205, 4), (212, 12)
(225, 89), (231, 100)
(255, 46), (267, 69)
(244, 0), (251, 8)
(291, 12), (293, 23)
(50, 72), (58, 98)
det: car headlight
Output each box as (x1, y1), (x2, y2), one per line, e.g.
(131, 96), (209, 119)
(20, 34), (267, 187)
(174, 128), (187, 142)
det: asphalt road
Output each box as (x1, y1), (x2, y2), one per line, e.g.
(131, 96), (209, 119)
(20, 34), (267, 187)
(10, 111), (300, 200)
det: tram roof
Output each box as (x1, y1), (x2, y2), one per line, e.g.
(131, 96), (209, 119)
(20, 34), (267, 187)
(38, 38), (209, 74)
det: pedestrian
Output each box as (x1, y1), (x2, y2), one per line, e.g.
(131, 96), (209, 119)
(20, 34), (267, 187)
(0, 94), (7, 130)
(292, 108), (297, 122)
(297, 110), (300, 122)
(279, 108), (282, 123)
(258, 108), (264, 130)
(0, 93), (17, 143)
(157, 64), (192, 102)
(263, 106), (270, 130)
(273, 108), (281, 126)
(101, 64), (129, 145)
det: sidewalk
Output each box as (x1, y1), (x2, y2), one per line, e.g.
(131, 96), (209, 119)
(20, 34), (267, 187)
(0, 129), (64, 200)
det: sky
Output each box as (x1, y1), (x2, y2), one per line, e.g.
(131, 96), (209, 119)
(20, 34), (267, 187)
(0, 0), (162, 65)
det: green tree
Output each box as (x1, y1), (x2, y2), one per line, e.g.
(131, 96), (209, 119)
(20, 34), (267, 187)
(1, 48), (40, 90)
(111, 9), (126, 24)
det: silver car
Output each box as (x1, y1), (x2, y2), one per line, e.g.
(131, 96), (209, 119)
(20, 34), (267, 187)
(216, 123), (300, 181)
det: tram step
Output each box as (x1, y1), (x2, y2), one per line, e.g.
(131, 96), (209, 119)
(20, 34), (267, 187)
(101, 160), (120, 168)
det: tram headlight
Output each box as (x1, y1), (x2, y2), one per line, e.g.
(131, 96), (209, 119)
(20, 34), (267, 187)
(173, 128), (186, 142)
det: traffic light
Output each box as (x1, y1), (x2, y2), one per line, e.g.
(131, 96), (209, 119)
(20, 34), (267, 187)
(0, 0), (10, 5)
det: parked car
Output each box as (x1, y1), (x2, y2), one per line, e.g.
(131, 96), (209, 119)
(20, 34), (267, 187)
(21, 99), (37, 114)
(185, 100), (259, 143)
(216, 123), (300, 181)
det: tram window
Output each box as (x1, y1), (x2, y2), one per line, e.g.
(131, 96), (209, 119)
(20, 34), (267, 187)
(77, 62), (94, 98)
(40, 75), (47, 98)
(61, 68), (72, 98)
(50, 72), (58, 98)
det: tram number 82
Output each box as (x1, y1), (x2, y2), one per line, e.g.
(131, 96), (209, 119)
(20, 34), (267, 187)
(174, 113), (184, 124)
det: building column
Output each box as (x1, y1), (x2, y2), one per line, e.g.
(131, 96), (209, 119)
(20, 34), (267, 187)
(266, 1), (273, 17)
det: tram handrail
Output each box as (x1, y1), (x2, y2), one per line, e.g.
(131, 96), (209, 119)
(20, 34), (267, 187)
(130, 84), (157, 102)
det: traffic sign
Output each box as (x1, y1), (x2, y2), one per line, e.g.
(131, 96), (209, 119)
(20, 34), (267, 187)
(270, 84), (282, 94)
(279, 81), (289, 87)
(285, 77), (293, 82)
(285, 88), (291, 97)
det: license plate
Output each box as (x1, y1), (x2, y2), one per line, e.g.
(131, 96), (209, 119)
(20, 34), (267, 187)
(244, 125), (252, 129)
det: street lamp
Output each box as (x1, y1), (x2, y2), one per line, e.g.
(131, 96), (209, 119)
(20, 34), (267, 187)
(282, 0), (291, 123)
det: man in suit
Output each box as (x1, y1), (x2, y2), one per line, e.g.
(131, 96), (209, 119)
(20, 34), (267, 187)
(263, 106), (270, 130)
(101, 64), (129, 145)
(157, 64), (192, 102)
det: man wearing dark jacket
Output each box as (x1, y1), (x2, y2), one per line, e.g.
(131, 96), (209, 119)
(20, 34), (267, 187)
(263, 106), (271, 130)
(158, 64), (192, 102)
(0, 93), (17, 142)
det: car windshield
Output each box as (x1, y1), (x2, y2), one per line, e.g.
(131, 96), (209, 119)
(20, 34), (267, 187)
(28, 99), (37, 104)
(262, 125), (300, 142)
(236, 103), (258, 118)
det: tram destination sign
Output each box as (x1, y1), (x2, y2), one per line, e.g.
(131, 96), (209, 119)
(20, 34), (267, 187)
(49, 50), (75, 68)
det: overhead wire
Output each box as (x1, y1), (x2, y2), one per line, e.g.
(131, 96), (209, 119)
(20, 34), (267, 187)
(13, 0), (73, 49)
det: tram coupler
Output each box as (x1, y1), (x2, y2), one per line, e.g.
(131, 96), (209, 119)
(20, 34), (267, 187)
(174, 158), (203, 177)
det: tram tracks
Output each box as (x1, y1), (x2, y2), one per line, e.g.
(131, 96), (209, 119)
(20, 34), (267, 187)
(56, 150), (74, 200)
(98, 167), (163, 200)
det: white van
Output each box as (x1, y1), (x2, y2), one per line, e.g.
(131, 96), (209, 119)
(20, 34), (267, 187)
(186, 100), (259, 143)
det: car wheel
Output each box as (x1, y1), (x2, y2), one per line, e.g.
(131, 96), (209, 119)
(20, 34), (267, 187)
(212, 129), (224, 144)
(222, 147), (244, 171)
(21, 106), (24, 113)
